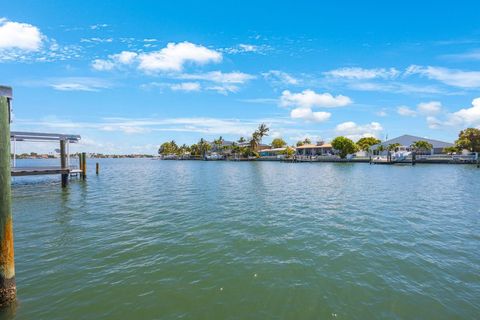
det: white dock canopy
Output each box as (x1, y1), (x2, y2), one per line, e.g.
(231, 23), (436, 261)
(10, 131), (81, 169)
(10, 131), (81, 143)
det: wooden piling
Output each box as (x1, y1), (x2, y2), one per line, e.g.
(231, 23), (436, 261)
(96, 162), (99, 175)
(82, 152), (87, 179)
(60, 140), (68, 187)
(412, 151), (416, 166)
(0, 87), (16, 306)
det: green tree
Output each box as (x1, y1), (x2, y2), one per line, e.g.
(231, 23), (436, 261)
(158, 141), (178, 155)
(198, 138), (211, 158)
(280, 146), (295, 158)
(296, 141), (304, 147)
(238, 137), (246, 143)
(356, 137), (381, 151)
(455, 128), (480, 152)
(443, 146), (458, 154)
(331, 136), (358, 159)
(410, 141), (433, 154)
(271, 138), (287, 148)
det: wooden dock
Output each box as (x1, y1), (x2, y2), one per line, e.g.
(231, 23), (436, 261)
(11, 166), (82, 177)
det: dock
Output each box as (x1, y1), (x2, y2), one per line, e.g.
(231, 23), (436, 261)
(10, 131), (83, 185)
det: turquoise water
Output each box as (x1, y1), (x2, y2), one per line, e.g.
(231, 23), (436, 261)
(3, 159), (480, 319)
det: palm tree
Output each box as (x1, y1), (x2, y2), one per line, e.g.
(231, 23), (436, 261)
(198, 138), (211, 159)
(256, 123), (269, 142)
(410, 141), (433, 155)
(238, 137), (246, 143)
(249, 132), (260, 152)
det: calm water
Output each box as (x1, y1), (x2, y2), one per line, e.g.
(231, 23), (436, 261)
(3, 159), (480, 319)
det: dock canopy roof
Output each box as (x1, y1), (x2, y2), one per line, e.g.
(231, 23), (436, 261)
(371, 134), (453, 150)
(11, 131), (81, 143)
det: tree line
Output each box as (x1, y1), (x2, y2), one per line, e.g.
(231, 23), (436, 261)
(159, 126), (480, 159)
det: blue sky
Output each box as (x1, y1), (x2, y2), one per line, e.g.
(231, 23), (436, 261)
(2, 0), (480, 154)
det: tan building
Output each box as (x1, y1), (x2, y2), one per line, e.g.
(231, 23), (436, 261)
(295, 143), (334, 156)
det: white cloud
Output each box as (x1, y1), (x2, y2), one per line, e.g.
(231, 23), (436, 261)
(138, 42), (222, 72)
(397, 106), (417, 117)
(406, 65), (480, 88)
(417, 101), (442, 115)
(222, 44), (271, 54)
(178, 71), (254, 84)
(170, 82), (201, 92)
(92, 43), (222, 73)
(280, 90), (352, 108)
(92, 50), (138, 70)
(376, 109), (388, 117)
(431, 97), (480, 128)
(348, 82), (444, 94)
(80, 37), (113, 43)
(47, 77), (111, 92)
(262, 70), (299, 85)
(91, 59), (115, 71)
(335, 121), (383, 140)
(0, 18), (43, 51)
(441, 49), (480, 61)
(290, 108), (331, 122)
(324, 67), (400, 79)
(113, 51), (138, 64)
(90, 23), (109, 30)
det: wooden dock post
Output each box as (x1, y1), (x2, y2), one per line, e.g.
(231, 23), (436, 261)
(96, 162), (99, 175)
(82, 152), (87, 179)
(60, 139), (68, 187)
(0, 86), (16, 306)
(412, 151), (416, 166)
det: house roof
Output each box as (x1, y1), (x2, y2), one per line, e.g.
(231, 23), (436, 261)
(259, 147), (290, 152)
(371, 134), (453, 149)
(296, 143), (332, 149)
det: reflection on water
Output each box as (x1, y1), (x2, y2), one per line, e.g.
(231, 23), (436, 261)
(6, 159), (480, 319)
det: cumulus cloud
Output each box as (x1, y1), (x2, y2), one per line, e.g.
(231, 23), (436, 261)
(170, 82), (201, 92)
(92, 42), (221, 73)
(279, 90), (351, 122)
(138, 42), (222, 72)
(335, 121), (383, 140)
(417, 101), (442, 115)
(406, 65), (480, 88)
(0, 18), (43, 51)
(280, 90), (352, 108)
(428, 97), (480, 128)
(290, 108), (331, 122)
(324, 67), (400, 79)
(92, 51), (138, 71)
(397, 101), (442, 118)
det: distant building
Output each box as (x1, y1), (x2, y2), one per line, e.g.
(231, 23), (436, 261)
(371, 134), (453, 155)
(259, 147), (290, 157)
(295, 143), (334, 156)
(237, 142), (271, 152)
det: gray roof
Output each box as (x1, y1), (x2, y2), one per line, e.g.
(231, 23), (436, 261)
(11, 131), (81, 143)
(372, 134), (453, 149)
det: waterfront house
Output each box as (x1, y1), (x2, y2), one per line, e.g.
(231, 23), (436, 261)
(258, 147), (292, 159)
(370, 134), (453, 155)
(237, 142), (271, 152)
(295, 143), (334, 156)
